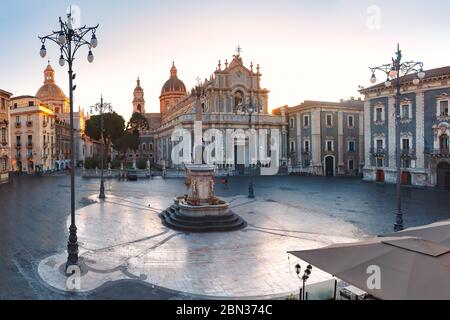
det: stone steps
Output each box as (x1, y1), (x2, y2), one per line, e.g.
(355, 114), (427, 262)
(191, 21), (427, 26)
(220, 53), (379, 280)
(159, 205), (247, 233)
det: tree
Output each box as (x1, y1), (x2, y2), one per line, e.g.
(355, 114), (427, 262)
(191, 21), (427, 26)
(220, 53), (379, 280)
(86, 112), (125, 143)
(113, 131), (140, 157)
(85, 112), (125, 162)
(128, 112), (149, 135)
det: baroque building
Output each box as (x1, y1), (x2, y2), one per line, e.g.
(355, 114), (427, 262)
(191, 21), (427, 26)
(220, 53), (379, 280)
(0, 89), (12, 183)
(10, 96), (56, 173)
(35, 62), (90, 167)
(284, 99), (364, 176)
(133, 50), (288, 174)
(360, 66), (450, 190)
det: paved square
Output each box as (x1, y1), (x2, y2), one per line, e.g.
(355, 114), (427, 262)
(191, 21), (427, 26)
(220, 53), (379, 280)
(38, 192), (362, 298)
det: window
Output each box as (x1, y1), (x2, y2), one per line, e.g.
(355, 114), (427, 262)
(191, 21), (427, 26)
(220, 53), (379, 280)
(150, 143), (153, 151)
(402, 138), (410, 151)
(326, 114), (333, 127)
(1, 128), (6, 143)
(28, 101), (34, 107)
(402, 158), (411, 169)
(439, 100), (449, 117)
(348, 141), (355, 152)
(1, 158), (7, 172)
(326, 140), (333, 152)
(376, 158), (384, 167)
(348, 159), (354, 171)
(16, 116), (20, 124)
(401, 104), (411, 119)
(304, 140), (310, 153)
(0, 98), (5, 111)
(376, 139), (383, 150)
(348, 115), (354, 128)
(142, 143), (146, 151)
(303, 115), (310, 128)
(375, 107), (383, 122)
(290, 118), (295, 129)
(290, 141), (295, 153)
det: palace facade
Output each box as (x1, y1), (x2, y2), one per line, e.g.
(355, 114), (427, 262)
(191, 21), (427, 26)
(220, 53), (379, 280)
(360, 66), (450, 190)
(133, 51), (288, 174)
(283, 99), (364, 176)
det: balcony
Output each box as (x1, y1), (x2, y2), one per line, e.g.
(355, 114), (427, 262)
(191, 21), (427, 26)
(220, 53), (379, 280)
(15, 154), (21, 160)
(15, 142), (21, 149)
(1, 141), (7, 147)
(43, 121), (48, 128)
(371, 147), (387, 157)
(26, 121), (33, 127)
(15, 122), (21, 129)
(401, 148), (416, 158)
(302, 150), (311, 156)
(26, 142), (33, 149)
(27, 154), (33, 160)
(428, 149), (450, 158)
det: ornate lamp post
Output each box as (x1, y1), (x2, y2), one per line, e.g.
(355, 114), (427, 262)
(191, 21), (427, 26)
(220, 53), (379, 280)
(90, 96), (112, 199)
(39, 10), (99, 271)
(295, 264), (313, 300)
(369, 44), (425, 232)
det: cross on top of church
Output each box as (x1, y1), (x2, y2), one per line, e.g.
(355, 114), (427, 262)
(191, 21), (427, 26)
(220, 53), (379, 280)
(196, 77), (202, 85)
(236, 45), (242, 56)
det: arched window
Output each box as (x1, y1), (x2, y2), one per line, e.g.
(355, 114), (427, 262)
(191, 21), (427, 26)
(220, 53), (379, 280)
(142, 143), (146, 151)
(137, 104), (142, 113)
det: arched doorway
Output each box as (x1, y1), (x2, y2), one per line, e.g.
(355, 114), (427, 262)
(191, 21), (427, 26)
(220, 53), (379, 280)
(436, 162), (450, 190)
(28, 161), (34, 173)
(16, 161), (22, 173)
(324, 156), (334, 177)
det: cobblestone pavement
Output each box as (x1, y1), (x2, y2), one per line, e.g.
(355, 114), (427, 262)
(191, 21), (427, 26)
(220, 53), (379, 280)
(1, 174), (449, 299)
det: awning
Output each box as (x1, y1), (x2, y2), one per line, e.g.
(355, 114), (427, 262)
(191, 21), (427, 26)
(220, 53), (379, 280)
(289, 235), (450, 300)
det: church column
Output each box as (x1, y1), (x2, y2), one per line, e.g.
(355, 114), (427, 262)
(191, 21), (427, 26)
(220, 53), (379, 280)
(296, 112), (302, 166)
(337, 111), (344, 174)
(311, 109), (322, 174)
(388, 96), (396, 170)
(415, 90), (425, 169)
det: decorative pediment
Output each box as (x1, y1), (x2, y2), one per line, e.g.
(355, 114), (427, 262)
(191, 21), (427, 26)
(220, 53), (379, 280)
(436, 93), (450, 100)
(400, 132), (413, 139)
(373, 133), (385, 139)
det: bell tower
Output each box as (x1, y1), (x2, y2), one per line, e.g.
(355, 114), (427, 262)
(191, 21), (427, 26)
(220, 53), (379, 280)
(133, 77), (145, 114)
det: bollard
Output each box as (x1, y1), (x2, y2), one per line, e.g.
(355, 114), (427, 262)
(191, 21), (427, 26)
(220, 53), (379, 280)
(248, 182), (255, 199)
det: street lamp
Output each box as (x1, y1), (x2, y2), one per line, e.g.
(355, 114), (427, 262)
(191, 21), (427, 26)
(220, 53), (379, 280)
(39, 10), (99, 272)
(369, 44), (424, 232)
(90, 96), (112, 200)
(295, 264), (313, 300)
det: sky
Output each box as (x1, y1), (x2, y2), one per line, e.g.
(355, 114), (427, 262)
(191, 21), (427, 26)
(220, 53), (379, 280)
(1, 0), (450, 120)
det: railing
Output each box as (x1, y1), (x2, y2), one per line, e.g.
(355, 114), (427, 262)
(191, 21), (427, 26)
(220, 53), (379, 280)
(371, 148), (387, 156)
(15, 122), (21, 128)
(15, 143), (21, 148)
(15, 155), (21, 160)
(27, 154), (33, 160)
(27, 142), (33, 148)
(1, 141), (7, 147)
(43, 122), (48, 127)
(26, 121), (33, 127)
(401, 148), (415, 157)
(428, 149), (450, 157)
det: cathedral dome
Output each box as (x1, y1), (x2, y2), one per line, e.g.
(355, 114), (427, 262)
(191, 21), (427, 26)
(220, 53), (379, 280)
(161, 62), (186, 95)
(36, 62), (66, 100)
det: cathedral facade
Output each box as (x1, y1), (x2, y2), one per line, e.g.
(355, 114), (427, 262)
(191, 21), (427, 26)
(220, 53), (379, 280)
(132, 51), (288, 175)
